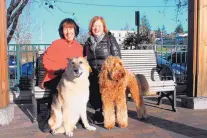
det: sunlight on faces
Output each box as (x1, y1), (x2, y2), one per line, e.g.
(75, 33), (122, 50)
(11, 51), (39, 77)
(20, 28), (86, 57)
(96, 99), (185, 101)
(63, 23), (75, 42)
(92, 20), (104, 37)
(67, 57), (89, 78)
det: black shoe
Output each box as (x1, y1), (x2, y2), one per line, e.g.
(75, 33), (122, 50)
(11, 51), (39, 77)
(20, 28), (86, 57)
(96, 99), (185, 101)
(42, 120), (51, 133)
(42, 110), (51, 133)
(93, 111), (104, 125)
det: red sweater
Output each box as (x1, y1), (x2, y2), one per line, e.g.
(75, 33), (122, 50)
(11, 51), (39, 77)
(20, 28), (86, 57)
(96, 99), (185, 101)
(41, 39), (83, 88)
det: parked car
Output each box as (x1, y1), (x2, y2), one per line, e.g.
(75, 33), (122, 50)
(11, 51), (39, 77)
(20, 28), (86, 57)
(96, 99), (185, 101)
(8, 55), (34, 79)
(8, 55), (17, 79)
(157, 56), (187, 83)
(21, 62), (34, 77)
(163, 47), (187, 64)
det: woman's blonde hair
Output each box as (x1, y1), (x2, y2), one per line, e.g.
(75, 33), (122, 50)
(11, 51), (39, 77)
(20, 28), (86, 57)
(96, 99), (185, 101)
(88, 16), (108, 35)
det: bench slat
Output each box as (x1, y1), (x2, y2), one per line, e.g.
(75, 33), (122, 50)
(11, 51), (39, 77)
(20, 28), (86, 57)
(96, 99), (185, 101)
(149, 86), (175, 92)
(121, 49), (176, 94)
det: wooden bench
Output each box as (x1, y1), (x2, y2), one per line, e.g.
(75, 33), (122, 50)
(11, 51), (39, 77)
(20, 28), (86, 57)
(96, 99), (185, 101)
(121, 50), (177, 112)
(32, 51), (51, 123)
(31, 49), (177, 123)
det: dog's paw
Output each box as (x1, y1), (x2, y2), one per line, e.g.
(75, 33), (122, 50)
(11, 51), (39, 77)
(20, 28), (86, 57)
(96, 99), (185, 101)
(104, 124), (115, 130)
(65, 131), (74, 137)
(73, 126), (77, 130)
(137, 106), (147, 120)
(119, 123), (127, 128)
(51, 130), (57, 135)
(85, 125), (96, 131)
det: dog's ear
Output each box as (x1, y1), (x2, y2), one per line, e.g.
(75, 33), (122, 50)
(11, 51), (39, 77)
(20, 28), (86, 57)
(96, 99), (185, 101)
(99, 61), (109, 88)
(84, 56), (87, 60)
(99, 62), (108, 79)
(66, 58), (72, 62)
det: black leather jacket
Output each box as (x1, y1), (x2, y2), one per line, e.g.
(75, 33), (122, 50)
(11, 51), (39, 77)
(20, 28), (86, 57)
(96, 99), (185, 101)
(83, 33), (121, 72)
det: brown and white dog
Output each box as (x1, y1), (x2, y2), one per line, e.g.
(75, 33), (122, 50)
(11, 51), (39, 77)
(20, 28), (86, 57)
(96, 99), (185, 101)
(48, 57), (96, 137)
(99, 56), (147, 130)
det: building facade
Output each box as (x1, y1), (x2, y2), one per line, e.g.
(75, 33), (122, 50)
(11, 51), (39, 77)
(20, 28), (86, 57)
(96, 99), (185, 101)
(110, 30), (135, 44)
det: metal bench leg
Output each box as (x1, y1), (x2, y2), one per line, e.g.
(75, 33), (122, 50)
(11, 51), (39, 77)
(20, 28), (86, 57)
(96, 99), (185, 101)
(32, 95), (37, 123)
(37, 100), (41, 114)
(157, 92), (165, 105)
(165, 91), (177, 112)
(172, 88), (177, 112)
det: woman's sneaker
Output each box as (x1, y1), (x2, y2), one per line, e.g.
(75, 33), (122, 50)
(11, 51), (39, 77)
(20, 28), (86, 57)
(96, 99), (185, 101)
(93, 111), (104, 125)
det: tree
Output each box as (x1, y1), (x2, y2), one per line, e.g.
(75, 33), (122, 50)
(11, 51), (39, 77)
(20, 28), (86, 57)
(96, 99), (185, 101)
(161, 25), (167, 35)
(164, 0), (188, 22)
(155, 27), (162, 38)
(148, 31), (156, 44)
(165, 0), (188, 8)
(122, 32), (153, 50)
(10, 1), (37, 44)
(174, 23), (184, 34)
(7, 0), (30, 44)
(6, 0), (67, 44)
(122, 15), (153, 49)
(139, 15), (151, 36)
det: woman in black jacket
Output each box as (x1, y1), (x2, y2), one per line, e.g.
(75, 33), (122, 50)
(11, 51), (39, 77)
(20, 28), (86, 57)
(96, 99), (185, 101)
(83, 16), (121, 124)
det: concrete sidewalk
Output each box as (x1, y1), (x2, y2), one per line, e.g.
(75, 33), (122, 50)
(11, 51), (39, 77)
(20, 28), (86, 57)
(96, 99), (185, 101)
(1, 98), (207, 138)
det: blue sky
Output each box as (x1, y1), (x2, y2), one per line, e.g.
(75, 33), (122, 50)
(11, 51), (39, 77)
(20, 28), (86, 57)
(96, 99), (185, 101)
(27, 0), (188, 44)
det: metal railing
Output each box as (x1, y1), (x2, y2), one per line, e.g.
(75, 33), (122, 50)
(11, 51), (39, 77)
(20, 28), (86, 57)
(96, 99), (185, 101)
(8, 44), (50, 91)
(155, 45), (188, 84)
(8, 44), (188, 92)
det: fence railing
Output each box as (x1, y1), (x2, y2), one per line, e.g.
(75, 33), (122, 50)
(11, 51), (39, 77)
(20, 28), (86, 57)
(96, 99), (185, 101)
(8, 44), (50, 91)
(156, 45), (188, 84)
(8, 44), (188, 92)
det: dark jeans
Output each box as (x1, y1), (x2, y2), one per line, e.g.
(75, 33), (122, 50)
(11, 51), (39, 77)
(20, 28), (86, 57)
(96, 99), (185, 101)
(89, 70), (102, 111)
(44, 75), (62, 110)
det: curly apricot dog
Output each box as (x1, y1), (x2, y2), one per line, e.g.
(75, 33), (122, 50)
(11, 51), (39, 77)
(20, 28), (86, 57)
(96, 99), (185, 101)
(99, 56), (147, 130)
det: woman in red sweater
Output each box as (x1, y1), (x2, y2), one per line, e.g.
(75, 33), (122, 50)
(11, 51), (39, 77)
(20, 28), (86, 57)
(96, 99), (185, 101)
(42, 18), (83, 132)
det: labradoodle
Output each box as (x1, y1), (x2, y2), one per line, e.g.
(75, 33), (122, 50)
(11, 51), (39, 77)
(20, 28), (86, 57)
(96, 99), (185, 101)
(99, 56), (147, 130)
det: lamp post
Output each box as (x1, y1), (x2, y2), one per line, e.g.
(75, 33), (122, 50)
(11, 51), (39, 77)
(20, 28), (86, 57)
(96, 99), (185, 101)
(135, 11), (140, 45)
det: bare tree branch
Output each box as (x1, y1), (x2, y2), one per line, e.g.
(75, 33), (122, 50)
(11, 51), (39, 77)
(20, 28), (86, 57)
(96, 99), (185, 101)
(7, 14), (21, 43)
(7, 0), (29, 43)
(13, 2), (39, 44)
(7, 0), (21, 22)
(164, 0), (188, 22)
(7, 0), (72, 44)
(7, 0), (29, 29)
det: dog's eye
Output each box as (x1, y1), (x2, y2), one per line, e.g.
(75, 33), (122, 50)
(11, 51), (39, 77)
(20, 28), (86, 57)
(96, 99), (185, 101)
(71, 62), (75, 64)
(79, 61), (83, 64)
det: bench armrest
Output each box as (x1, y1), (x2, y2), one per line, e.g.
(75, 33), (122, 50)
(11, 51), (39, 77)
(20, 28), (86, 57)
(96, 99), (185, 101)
(151, 64), (176, 83)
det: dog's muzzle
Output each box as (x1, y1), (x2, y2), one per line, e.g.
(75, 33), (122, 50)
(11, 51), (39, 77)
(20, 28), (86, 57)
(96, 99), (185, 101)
(109, 69), (125, 81)
(74, 69), (83, 77)
(116, 69), (125, 78)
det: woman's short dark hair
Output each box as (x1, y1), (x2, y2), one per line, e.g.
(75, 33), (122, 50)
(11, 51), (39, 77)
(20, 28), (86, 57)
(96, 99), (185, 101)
(58, 18), (79, 39)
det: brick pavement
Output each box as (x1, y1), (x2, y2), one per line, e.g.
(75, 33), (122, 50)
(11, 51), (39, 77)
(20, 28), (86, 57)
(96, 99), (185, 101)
(1, 98), (207, 138)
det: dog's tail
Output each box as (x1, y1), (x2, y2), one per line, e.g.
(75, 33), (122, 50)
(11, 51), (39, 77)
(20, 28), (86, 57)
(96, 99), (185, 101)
(127, 72), (147, 119)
